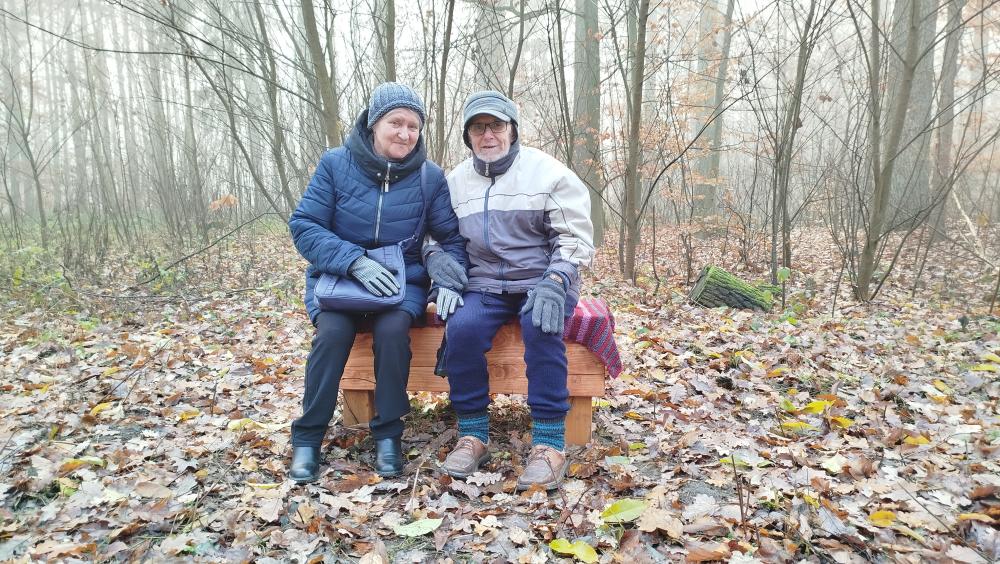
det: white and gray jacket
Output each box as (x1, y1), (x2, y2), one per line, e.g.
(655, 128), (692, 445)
(439, 146), (595, 301)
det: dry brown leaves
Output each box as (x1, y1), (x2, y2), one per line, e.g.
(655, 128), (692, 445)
(0, 227), (998, 562)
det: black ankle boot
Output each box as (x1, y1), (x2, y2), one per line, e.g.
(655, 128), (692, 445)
(374, 436), (403, 477)
(288, 446), (321, 484)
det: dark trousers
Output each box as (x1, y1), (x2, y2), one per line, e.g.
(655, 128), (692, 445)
(291, 309), (412, 446)
(444, 291), (577, 420)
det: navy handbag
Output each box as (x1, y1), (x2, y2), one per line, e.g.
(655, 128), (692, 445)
(312, 165), (426, 312)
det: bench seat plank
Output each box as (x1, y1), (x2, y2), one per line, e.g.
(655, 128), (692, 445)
(338, 323), (607, 445)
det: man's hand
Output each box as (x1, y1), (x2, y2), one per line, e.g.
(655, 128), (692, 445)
(348, 256), (400, 296)
(518, 276), (566, 335)
(426, 251), (468, 291)
(436, 287), (464, 321)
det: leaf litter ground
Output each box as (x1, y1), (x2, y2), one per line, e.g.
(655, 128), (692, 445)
(0, 226), (998, 563)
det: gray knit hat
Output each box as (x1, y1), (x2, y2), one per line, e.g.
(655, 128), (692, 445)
(462, 90), (518, 147)
(367, 82), (426, 129)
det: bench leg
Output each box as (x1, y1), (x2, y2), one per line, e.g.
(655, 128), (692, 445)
(565, 396), (593, 446)
(341, 390), (375, 426)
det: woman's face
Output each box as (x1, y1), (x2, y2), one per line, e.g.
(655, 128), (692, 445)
(372, 108), (421, 161)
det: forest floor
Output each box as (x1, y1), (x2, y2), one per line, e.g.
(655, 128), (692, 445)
(0, 224), (998, 563)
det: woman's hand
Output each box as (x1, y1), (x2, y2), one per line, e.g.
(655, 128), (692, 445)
(348, 256), (400, 296)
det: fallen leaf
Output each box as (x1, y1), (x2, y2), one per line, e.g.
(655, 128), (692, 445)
(601, 498), (647, 523)
(802, 400), (833, 414)
(869, 510), (896, 527)
(637, 507), (683, 539)
(133, 482), (173, 499)
(821, 454), (848, 474)
(549, 538), (598, 563)
(393, 518), (443, 537)
(780, 421), (815, 432)
(684, 540), (731, 562)
(957, 513), (995, 524)
(89, 402), (114, 417)
(945, 544), (988, 563)
(466, 472), (502, 486)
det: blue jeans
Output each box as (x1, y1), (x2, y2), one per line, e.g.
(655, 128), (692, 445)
(444, 291), (577, 420)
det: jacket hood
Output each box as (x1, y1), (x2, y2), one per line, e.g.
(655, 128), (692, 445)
(346, 109), (426, 183)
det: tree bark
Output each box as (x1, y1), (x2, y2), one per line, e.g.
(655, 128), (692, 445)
(857, 0), (921, 301)
(931, 0), (966, 234)
(301, 0), (341, 147)
(693, 0), (735, 218)
(573, 0), (604, 246)
(623, 0), (650, 281)
(690, 265), (774, 311)
(433, 0), (456, 164)
(384, 0), (396, 81)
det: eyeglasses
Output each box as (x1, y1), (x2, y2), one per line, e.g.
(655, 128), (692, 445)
(468, 121), (509, 135)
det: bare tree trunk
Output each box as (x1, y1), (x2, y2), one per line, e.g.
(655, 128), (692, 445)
(251, 1), (297, 213)
(888, 0), (937, 227)
(691, 0), (732, 218)
(931, 0), (966, 234)
(433, 0), (456, 164)
(573, 0), (604, 246)
(857, 0), (920, 301)
(301, 0), (342, 147)
(771, 0), (822, 281)
(507, 0), (527, 97)
(384, 0), (396, 81)
(623, 0), (650, 281)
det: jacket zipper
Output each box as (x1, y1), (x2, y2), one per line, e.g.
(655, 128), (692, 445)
(374, 162), (390, 244)
(482, 175), (506, 290)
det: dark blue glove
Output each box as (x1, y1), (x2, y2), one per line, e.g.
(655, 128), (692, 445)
(518, 276), (567, 335)
(426, 251), (468, 291)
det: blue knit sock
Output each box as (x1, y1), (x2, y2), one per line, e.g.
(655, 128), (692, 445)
(457, 412), (489, 444)
(532, 418), (565, 451)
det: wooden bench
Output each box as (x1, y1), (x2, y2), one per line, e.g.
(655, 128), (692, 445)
(339, 323), (607, 445)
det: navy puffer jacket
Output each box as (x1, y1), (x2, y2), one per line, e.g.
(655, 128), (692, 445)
(290, 111), (467, 325)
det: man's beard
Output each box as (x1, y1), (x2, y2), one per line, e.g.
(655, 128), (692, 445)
(476, 148), (510, 163)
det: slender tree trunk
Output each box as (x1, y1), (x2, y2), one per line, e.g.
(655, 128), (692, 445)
(858, 0), (920, 301)
(301, 0), (341, 147)
(698, 0), (735, 218)
(888, 0), (937, 226)
(623, 0), (650, 281)
(433, 0), (456, 164)
(931, 0), (966, 236)
(384, 0), (396, 81)
(251, 1), (297, 212)
(573, 0), (604, 246)
(772, 0), (819, 281)
(507, 0), (527, 97)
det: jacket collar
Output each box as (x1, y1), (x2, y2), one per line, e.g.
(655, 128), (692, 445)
(346, 109), (426, 183)
(472, 139), (520, 178)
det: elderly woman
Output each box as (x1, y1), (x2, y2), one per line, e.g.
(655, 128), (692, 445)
(287, 83), (468, 483)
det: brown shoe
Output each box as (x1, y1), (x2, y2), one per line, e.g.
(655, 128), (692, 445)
(442, 436), (490, 478)
(517, 445), (568, 491)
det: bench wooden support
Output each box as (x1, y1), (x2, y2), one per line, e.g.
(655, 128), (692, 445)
(340, 323), (606, 445)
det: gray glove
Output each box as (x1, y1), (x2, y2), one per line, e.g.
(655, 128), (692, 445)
(518, 276), (567, 335)
(436, 287), (464, 321)
(348, 255), (400, 297)
(426, 251), (468, 291)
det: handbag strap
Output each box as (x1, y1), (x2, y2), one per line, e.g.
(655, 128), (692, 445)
(399, 163), (428, 252)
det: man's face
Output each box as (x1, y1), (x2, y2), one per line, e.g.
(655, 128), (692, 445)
(467, 114), (512, 163)
(372, 108), (421, 161)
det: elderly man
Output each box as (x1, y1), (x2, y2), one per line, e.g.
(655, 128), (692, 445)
(426, 90), (595, 490)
